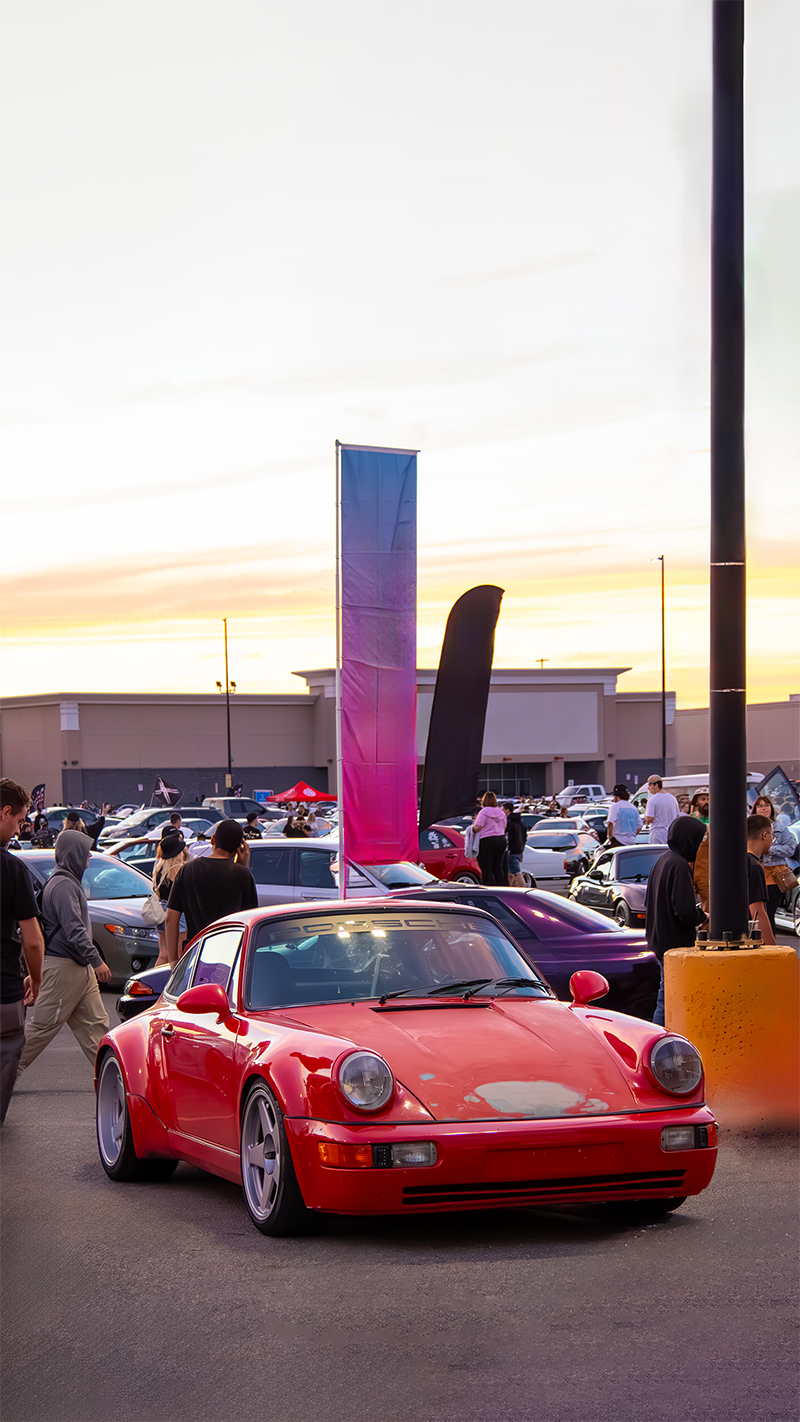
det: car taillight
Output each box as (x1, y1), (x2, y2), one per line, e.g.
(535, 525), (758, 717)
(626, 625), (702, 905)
(128, 981), (155, 997)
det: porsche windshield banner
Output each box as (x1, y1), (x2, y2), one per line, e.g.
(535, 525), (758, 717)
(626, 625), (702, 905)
(338, 443), (418, 866)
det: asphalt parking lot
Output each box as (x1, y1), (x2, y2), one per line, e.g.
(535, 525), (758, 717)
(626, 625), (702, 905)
(2, 978), (798, 1422)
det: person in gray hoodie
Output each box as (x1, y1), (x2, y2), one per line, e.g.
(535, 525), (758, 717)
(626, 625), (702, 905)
(17, 830), (111, 1078)
(644, 815), (707, 1028)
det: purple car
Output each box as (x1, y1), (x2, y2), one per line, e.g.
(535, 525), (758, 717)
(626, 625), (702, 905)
(391, 884), (659, 1019)
(568, 844), (669, 928)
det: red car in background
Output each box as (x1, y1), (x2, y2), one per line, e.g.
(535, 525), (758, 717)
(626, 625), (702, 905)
(418, 824), (481, 884)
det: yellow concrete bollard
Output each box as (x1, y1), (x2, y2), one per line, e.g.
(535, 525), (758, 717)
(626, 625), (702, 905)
(665, 946), (799, 1132)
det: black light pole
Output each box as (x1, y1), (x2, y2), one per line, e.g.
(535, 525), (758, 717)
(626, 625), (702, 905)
(653, 555), (667, 774)
(216, 618), (236, 791)
(709, 0), (748, 942)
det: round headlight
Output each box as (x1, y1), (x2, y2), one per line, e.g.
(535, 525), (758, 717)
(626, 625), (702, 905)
(338, 1052), (394, 1112)
(649, 1035), (703, 1096)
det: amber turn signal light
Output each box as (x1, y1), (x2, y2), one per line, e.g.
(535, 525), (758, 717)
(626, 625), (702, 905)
(318, 1141), (373, 1169)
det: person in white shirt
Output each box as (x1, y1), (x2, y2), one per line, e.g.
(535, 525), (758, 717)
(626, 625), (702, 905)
(606, 786), (642, 846)
(644, 776), (681, 845)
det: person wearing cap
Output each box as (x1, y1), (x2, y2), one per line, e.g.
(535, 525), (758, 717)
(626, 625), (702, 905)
(164, 819), (258, 960)
(643, 776), (681, 845)
(606, 786), (642, 847)
(242, 812), (262, 841)
(152, 831), (189, 967)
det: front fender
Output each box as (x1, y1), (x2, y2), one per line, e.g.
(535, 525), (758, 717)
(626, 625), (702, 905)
(234, 1025), (433, 1125)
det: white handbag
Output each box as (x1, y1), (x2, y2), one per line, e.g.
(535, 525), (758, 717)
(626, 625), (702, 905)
(140, 890), (167, 927)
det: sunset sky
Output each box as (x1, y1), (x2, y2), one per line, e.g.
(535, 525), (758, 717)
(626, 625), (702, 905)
(2, 0), (798, 710)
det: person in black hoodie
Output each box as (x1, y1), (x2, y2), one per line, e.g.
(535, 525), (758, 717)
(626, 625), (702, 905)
(505, 805), (528, 886)
(645, 815), (707, 1026)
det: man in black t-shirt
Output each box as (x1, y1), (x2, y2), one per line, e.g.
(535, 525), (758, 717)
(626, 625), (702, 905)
(747, 814), (776, 945)
(1, 778), (45, 1124)
(165, 819), (258, 954)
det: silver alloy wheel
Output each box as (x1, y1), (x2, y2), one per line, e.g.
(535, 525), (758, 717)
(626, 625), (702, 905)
(521, 872), (533, 887)
(454, 874), (478, 884)
(97, 1054), (126, 1167)
(242, 1088), (281, 1223)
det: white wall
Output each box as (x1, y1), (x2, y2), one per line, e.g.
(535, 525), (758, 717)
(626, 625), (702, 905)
(417, 689), (599, 758)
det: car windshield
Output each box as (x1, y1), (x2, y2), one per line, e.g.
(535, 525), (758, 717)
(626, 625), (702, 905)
(524, 891), (618, 935)
(31, 855), (150, 899)
(246, 910), (549, 1009)
(616, 851), (665, 882)
(369, 862), (439, 888)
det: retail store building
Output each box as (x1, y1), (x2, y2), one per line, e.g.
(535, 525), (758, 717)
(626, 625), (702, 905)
(1, 667), (681, 806)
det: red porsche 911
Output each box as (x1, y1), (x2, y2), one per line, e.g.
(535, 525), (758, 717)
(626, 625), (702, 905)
(95, 899), (717, 1236)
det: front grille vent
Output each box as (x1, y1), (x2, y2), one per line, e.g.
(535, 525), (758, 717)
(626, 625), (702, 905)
(402, 1168), (686, 1207)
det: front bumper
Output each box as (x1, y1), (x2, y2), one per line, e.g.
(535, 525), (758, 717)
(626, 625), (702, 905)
(286, 1107), (717, 1216)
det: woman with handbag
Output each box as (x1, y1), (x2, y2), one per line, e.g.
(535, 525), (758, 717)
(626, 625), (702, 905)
(152, 831), (189, 966)
(753, 794), (800, 933)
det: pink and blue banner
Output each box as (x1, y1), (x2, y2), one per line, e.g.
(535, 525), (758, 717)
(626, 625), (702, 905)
(339, 443), (418, 866)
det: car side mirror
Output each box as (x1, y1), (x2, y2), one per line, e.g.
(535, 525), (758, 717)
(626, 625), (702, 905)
(176, 982), (230, 1019)
(569, 970), (610, 1006)
(587, 869), (602, 881)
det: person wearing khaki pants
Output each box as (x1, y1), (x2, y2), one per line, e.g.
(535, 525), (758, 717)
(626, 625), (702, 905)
(18, 957), (109, 1074)
(16, 828), (110, 1082)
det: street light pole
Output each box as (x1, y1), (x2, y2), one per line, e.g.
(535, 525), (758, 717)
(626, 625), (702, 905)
(652, 556), (667, 775)
(216, 619), (235, 791)
(659, 557), (666, 775)
(709, 0), (748, 942)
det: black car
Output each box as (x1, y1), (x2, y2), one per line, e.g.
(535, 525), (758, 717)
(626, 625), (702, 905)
(568, 844), (668, 926)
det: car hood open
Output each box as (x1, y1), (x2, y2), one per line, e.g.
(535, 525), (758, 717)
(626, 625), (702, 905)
(292, 998), (636, 1122)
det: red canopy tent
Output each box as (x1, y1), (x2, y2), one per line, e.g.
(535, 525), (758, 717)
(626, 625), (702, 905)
(266, 781), (337, 804)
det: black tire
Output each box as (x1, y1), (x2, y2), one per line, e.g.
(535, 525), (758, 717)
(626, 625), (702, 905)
(614, 901), (633, 928)
(96, 1050), (178, 1182)
(601, 1196), (687, 1223)
(240, 1079), (314, 1236)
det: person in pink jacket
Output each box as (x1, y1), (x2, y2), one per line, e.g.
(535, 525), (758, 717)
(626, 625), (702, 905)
(472, 792), (508, 886)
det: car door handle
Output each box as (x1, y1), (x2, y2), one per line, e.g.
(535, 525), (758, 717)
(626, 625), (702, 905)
(161, 1023), (175, 1040)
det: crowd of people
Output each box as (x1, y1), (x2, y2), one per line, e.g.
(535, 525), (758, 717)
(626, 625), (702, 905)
(2, 769), (798, 1123)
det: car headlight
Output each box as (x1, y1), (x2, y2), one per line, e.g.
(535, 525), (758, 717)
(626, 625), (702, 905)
(103, 924), (158, 940)
(338, 1052), (394, 1111)
(648, 1035), (703, 1096)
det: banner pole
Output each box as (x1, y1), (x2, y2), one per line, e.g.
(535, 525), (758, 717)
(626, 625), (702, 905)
(334, 439), (347, 900)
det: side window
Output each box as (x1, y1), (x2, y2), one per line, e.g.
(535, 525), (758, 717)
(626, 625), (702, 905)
(193, 928), (243, 991)
(299, 850), (337, 889)
(594, 854), (613, 880)
(165, 941), (202, 999)
(477, 896), (538, 942)
(420, 830), (443, 851)
(345, 863), (371, 889)
(248, 848), (292, 886)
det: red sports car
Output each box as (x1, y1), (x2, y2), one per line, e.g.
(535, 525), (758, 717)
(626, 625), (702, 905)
(95, 899), (717, 1235)
(418, 823), (481, 883)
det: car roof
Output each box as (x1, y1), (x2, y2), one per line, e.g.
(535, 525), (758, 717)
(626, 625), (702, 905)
(609, 843), (665, 852)
(189, 895), (503, 936)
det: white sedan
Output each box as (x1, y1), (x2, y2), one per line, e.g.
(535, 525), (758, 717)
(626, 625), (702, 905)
(522, 830), (600, 882)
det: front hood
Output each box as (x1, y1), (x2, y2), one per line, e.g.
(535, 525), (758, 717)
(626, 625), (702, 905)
(90, 897), (150, 927)
(292, 998), (636, 1122)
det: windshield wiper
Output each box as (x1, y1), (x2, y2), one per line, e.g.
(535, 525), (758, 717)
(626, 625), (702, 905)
(462, 977), (551, 999)
(378, 978), (492, 1005)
